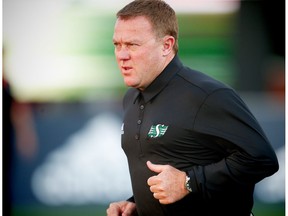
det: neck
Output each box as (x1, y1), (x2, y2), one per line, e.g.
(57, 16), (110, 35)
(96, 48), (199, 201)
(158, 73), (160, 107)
(138, 53), (176, 91)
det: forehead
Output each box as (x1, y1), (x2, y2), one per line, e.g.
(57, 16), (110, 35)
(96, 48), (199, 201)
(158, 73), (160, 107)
(113, 16), (155, 41)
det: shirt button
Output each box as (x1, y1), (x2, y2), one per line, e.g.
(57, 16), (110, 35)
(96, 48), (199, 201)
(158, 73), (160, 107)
(140, 105), (144, 110)
(137, 120), (142, 125)
(135, 134), (139, 140)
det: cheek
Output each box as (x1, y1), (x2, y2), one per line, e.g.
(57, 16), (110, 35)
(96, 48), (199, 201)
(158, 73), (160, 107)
(132, 46), (162, 71)
(130, 53), (146, 69)
(114, 54), (120, 65)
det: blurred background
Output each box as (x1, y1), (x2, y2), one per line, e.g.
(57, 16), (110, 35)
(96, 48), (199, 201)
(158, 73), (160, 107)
(3, 0), (285, 215)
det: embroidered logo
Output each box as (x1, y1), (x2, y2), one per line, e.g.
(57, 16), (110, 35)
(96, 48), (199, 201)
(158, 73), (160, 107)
(148, 124), (169, 138)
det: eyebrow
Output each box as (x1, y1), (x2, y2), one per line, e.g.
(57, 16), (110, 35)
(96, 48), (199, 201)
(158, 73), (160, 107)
(113, 38), (141, 44)
(113, 37), (155, 46)
(113, 41), (142, 49)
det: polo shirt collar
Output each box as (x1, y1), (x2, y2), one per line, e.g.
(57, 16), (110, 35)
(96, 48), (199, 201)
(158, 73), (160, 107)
(140, 54), (183, 103)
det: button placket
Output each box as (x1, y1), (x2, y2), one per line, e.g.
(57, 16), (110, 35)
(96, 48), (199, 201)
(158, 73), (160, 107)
(135, 102), (145, 142)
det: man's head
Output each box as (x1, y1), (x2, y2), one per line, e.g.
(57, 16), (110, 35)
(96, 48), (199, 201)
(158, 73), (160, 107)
(116, 0), (178, 53)
(113, 0), (179, 90)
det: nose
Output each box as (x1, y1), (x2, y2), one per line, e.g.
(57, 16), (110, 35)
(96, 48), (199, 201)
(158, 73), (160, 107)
(115, 46), (130, 61)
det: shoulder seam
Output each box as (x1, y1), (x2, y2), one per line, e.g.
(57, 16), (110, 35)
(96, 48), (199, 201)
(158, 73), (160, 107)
(192, 88), (233, 130)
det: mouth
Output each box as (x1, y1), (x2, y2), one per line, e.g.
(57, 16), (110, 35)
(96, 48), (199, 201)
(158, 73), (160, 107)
(121, 66), (133, 73)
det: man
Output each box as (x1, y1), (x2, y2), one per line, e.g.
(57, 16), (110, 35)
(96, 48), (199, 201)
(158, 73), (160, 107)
(107, 0), (279, 215)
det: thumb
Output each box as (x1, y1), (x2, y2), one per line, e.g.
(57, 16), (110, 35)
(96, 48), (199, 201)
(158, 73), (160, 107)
(146, 161), (165, 174)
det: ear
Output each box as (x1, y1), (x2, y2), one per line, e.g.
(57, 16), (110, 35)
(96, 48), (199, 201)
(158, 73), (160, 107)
(162, 35), (175, 56)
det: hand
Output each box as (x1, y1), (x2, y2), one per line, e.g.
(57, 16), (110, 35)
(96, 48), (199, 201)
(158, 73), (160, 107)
(147, 161), (189, 204)
(106, 201), (137, 216)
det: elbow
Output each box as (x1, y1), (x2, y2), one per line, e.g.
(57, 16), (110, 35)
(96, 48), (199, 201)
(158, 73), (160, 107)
(260, 151), (279, 178)
(269, 155), (279, 176)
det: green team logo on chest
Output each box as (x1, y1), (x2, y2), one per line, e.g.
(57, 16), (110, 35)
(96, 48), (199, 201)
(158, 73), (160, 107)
(148, 124), (169, 138)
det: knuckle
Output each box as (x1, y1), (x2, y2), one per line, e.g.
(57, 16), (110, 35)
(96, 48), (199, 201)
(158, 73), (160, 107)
(147, 178), (150, 185)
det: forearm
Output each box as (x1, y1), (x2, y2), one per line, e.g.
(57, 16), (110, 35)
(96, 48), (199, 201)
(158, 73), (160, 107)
(188, 149), (278, 197)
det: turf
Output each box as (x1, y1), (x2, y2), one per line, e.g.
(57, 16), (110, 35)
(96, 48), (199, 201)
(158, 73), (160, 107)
(11, 201), (285, 216)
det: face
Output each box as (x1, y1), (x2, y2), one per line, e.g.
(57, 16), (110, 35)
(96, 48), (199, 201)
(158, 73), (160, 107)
(113, 16), (166, 90)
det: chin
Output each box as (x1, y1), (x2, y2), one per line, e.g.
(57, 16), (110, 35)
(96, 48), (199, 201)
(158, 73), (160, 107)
(124, 80), (138, 88)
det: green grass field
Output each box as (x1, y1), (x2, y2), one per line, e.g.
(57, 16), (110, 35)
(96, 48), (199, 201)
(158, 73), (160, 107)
(12, 201), (285, 216)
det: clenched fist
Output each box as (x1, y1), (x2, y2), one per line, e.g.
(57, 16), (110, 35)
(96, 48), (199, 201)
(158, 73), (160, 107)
(146, 161), (190, 204)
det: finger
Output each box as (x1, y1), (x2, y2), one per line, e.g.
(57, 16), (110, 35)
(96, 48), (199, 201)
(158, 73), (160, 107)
(153, 192), (160, 199)
(107, 203), (121, 216)
(122, 202), (136, 216)
(146, 161), (165, 173)
(153, 192), (166, 201)
(147, 175), (160, 186)
(149, 184), (158, 193)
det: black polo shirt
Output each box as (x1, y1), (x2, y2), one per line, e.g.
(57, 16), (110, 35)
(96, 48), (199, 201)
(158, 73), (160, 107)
(121, 55), (278, 216)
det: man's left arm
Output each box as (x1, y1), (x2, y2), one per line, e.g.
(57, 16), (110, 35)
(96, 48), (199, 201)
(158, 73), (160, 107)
(190, 89), (279, 196)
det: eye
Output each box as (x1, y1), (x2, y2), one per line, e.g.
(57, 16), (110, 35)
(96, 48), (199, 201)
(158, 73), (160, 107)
(127, 43), (139, 50)
(113, 42), (121, 50)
